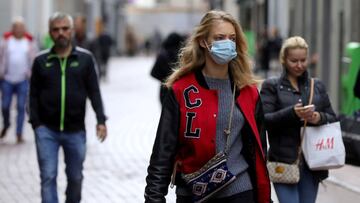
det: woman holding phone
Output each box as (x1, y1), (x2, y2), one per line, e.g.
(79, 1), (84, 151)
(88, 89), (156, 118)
(260, 36), (337, 203)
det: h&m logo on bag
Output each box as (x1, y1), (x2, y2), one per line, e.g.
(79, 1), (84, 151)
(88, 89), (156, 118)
(315, 137), (334, 150)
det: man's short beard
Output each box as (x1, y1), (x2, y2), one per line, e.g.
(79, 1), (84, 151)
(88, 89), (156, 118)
(55, 39), (70, 49)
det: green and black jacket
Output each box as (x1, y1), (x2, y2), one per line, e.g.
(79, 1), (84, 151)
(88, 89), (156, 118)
(29, 46), (106, 132)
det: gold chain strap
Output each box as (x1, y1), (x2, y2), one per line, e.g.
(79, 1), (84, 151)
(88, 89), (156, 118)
(224, 83), (237, 154)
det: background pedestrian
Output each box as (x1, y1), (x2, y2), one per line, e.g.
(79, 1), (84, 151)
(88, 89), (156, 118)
(150, 32), (185, 105)
(72, 15), (92, 50)
(0, 16), (37, 143)
(260, 36), (337, 203)
(29, 12), (107, 203)
(91, 21), (113, 81)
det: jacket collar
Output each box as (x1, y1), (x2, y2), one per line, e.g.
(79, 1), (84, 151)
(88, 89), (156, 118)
(279, 68), (310, 87)
(280, 68), (311, 104)
(195, 68), (235, 88)
(194, 68), (209, 89)
(47, 46), (79, 60)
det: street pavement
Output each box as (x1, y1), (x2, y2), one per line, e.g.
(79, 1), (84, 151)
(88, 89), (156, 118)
(0, 56), (359, 203)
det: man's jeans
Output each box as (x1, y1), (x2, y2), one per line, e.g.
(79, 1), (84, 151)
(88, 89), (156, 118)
(1, 80), (28, 135)
(35, 126), (86, 203)
(273, 161), (319, 203)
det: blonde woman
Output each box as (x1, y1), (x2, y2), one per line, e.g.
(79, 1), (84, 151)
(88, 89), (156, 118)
(260, 36), (337, 203)
(145, 10), (270, 203)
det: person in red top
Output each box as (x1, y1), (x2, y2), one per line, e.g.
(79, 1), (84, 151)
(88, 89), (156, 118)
(145, 10), (271, 203)
(3, 30), (33, 41)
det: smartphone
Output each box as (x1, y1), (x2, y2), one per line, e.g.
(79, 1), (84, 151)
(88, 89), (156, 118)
(302, 104), (315, 111)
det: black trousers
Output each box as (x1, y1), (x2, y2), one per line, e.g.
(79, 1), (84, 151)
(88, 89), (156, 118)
(176, 190), (254, 203)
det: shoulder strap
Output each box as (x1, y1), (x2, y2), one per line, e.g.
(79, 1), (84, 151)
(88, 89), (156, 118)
(224, 83), (237, 154)
(308, 78), (314, 106)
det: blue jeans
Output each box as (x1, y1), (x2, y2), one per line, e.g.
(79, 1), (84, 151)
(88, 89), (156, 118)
(35, 126), (86, 203)
(273, 161), (319, 203)
(1, 80), (28, 135)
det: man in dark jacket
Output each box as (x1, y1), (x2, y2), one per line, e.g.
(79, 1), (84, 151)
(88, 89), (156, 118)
(91, 22), (113, 81)
(72, 15), (92, 50)
(29, 12), (107, 203)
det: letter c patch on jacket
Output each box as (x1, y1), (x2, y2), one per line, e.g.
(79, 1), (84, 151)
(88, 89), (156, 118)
(183, 85), (202, 108)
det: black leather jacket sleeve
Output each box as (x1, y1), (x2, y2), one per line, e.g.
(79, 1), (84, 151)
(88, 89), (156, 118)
(255, 95), (268, 159)
(144, 89), (179, 203)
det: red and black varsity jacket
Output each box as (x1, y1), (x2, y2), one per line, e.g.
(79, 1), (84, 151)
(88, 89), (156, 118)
(145, 70), (271, 203)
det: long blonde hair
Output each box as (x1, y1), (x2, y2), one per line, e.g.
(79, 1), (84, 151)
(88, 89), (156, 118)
(165, 10), (257, 89)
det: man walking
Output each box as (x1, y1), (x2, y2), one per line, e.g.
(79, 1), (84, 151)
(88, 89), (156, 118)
(29, 12), (107, 203)
(72, 15), (92, 50)
(0, 17), (37, 143)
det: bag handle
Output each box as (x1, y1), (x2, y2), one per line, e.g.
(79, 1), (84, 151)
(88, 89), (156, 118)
(303, 78), (315, 128)
(296, 78), (314, 164)
(307, 78), (315, 106)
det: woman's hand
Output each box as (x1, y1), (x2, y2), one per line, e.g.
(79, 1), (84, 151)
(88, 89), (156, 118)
(307, 112), (321, 124)
(294, 103), (315, 121)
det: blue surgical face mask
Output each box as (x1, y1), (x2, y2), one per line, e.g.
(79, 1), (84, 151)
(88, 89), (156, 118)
(205, 39), (237, 65)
